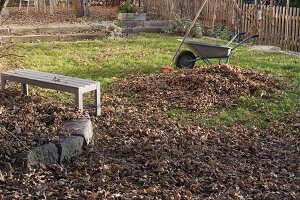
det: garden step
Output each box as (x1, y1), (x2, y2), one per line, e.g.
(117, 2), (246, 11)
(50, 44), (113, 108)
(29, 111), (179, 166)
(121, 26), (164, 34)
(0, 23), (107, 36)
(0, 33), (106, 43)
(116, 20), (169, 28)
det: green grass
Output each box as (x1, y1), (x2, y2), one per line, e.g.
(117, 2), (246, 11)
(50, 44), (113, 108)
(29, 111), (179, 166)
(2, 33), (300, 128)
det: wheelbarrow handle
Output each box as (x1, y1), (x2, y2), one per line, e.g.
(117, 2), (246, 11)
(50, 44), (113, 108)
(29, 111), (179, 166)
(231, 34), (259, 50)
(225, 32), (246, 47)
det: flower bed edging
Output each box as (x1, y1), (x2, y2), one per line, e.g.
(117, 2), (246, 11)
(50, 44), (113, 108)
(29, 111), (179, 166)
(11, 116), (93, 167)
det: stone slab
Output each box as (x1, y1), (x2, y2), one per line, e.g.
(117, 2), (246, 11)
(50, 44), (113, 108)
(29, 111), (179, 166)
(116, 20), (144, 28)
(3, 35), (59, 43)
(90, 23), (106, 31)
(59, 33), (105, 41)
(121, 28), (132, 34)
(132, 27), (163, 33)
(118, 13), (147, 21)
(37, 24), (93, 34)
(10, 26), (38, 35)
(58, 136), (84, 163)
(62, 117), (93, 145)
(12, 143), (59, 167)
(0, 28), (10, 35)
(143, 20), (169, 27)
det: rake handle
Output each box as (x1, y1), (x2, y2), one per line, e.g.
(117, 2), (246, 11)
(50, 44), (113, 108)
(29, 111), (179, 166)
(169, 0), (208, 66)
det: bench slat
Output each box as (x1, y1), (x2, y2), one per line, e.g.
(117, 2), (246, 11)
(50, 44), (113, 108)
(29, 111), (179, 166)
(17, 69), (97, 84)
(2, 75), (81, 93)
(3, 70), (96, 88)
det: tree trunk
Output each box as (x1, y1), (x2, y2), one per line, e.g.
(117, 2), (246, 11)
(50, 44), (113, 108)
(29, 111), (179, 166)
(0, 0), (9, 14)
(74, 0), (90, 17)
(0, 0), (9, 23)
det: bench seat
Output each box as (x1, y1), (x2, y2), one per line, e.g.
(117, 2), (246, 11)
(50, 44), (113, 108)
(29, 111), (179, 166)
(1, 69), (101, 116)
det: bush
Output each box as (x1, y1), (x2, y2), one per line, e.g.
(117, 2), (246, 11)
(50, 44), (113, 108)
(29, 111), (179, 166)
(118, 0), (139, 13)
(208, 24), (234, 41)
(163, 15), (203, 37)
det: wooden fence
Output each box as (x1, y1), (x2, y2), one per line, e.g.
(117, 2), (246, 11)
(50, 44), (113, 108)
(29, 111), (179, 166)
(143, 0), (300, 52)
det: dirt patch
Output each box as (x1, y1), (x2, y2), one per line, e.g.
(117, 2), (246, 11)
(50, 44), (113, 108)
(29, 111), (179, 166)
(0, 88), (83, 156)
(2, 6), (117, 26)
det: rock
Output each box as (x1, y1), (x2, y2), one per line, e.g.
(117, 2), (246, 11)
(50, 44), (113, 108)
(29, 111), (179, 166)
(12, 143), (59, 167)
(1, 8), (9, 18)
(58, 136), (84, 163)
(62, 117), (94, 145)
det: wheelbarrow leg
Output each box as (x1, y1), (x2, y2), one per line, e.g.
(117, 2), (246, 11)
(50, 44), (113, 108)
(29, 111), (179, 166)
(202, 58), (212, 65)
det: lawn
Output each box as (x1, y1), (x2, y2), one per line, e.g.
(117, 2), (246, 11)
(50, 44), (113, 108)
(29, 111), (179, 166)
(3, 33), (300, 128)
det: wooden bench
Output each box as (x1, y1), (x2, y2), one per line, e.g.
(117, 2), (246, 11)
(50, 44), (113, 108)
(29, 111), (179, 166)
(0, 69), (101, 116)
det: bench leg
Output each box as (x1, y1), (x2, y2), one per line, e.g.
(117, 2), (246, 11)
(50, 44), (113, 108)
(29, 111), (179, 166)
(0, 74), (6, 90)
(95, 83), (101, 116)
(75, 90), (83, 111)
(21, 83), (28, 95)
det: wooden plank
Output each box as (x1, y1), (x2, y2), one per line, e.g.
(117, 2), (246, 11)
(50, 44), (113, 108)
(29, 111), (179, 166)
(2, 75), (79, 93)
(296, 8), (300, 52)
(2, 71), (96, 89)
(6, 69), (96, 84)
(291, 7), (295, 51)
(281, 6), (285, 49)
(275, 6), (280, 46)
(2, 72), (90, 88)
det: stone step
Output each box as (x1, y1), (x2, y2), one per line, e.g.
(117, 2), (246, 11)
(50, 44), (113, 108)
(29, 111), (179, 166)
(116, 20), (169, 28)
(0, 23), (106, 36)
(0, 33), (106, 43)
(122, 26), (164, 34)
(0, 20), (169, 36)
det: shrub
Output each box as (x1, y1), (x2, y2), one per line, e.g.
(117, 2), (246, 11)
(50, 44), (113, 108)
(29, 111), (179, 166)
(208, 24), (234, 41)
(163, 15), (203, 37)
(118, 0), (139, 13)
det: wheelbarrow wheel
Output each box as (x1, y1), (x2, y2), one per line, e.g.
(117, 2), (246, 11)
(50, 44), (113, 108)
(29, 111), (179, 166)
(175, 51), (196, 69)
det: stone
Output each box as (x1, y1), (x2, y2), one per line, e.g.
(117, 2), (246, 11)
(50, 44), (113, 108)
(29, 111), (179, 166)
(116, 20), (143, 28)
(118, 13), (147, 21)
(59, 33), (105, 41)
(0, 28), (10, 35)
(12, 143), (59, 167)
(37, 24), (93, 34)
(62, 117), (93, 145)
(10, 26), (38, 35)
(1, 8), (9, 18)
(8, 35), (59, 43)
(58, 136), (84, 163)
(90, 23), (106, 31)
(121, 28), (132, 34)
(132, 27), (163, 33)
(143, 20), (169, 27)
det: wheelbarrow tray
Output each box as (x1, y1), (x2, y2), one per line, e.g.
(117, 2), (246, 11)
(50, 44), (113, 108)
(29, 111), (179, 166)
(182, 40), (232, 59)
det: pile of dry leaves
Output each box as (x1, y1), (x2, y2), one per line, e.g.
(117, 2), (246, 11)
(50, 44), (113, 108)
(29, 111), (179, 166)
(0, 89), (83, 156)
(116, 65), (280, 111)
(1, 65), (299, 199)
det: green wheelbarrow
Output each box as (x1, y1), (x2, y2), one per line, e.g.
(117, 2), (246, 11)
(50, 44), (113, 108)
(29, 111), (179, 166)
(175, 33), (259, 68)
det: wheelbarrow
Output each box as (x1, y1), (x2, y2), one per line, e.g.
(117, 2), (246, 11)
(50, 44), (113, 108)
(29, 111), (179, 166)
(175, 33), (259, 68)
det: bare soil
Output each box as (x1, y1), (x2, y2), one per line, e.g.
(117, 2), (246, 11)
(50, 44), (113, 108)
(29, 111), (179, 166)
(2, 6), (117, 26)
